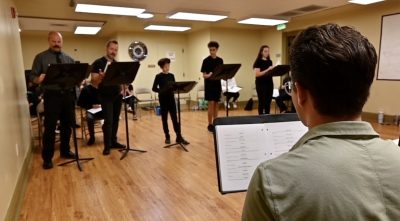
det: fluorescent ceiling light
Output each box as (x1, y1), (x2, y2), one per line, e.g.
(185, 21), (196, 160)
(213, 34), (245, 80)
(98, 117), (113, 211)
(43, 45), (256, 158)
(75, 3), (145, 16)
(348, 0), (384, 5)
(137, 13), (154, 19)
(168, 12), (227, 22)
(74, 26), (102, 35)
(238, 18), (288, 26)
(144, 25), (190, 32)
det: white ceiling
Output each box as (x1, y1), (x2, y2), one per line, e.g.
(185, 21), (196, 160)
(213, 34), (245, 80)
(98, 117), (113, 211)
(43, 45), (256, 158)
(13, 0), (383, 36)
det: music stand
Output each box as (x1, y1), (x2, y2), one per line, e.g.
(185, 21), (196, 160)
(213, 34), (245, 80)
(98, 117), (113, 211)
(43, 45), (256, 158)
(43, 63), (94, 171)
(164, 81), (197, 152)
(266, 65), (290, 77)
(102, 62), (147, 160)
(210, 64), (241, 117)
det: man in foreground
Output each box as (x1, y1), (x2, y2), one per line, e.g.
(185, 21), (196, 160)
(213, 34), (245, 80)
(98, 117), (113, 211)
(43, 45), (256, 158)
(242, 24), (400, 221)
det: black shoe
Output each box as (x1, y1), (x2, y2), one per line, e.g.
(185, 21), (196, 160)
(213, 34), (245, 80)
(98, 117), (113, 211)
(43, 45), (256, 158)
(42, 160), (53, 169)
(87, 137), (95, 146)
(60, 151), (76, 159)
(102, 148), (110, 155)
(176, 137), (190, 145)
(207, 124), (214, 133)
(111, 142), (126, 149)
(165, 138), (171, 144)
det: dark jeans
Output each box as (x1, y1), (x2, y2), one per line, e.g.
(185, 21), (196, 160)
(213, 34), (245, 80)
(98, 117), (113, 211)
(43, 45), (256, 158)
(256, 80), (274, 115)
(42, 90), (74, 162)
(223, 92), (240, 103)
(160, 95), (180, 138)
(100, 94), (122, 149)
(86, 111), (104, 138)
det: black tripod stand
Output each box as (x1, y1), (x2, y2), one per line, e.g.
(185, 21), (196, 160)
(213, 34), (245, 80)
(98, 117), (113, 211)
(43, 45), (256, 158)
(42, 63), (94, 171)
(101, 62), (147, 160)
(210, 64), (241, 116)
(164, 81), (197, 152)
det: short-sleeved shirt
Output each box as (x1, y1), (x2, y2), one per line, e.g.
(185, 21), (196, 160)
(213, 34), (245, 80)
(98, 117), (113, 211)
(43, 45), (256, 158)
(253, 58), (273, 84)
(92, 56), (120, 98)
(201, 56), (223, 101)
(242, 121), (400, 221)
(30, 49), (74, 90)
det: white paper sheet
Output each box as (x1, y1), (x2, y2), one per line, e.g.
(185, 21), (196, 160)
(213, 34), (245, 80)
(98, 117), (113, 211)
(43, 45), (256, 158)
(87, 107), (102, 114)
(215, 121), (308, 193)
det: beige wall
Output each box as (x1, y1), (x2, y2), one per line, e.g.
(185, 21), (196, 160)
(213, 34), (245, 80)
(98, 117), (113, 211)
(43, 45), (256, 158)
(210, 28), (264, 100)
(261, 0), (400, 114)
(187, 29), (211, 99)
(0, 0), (32, 220)
(20, 33), (108, 69)
(116, 32), (189, 93)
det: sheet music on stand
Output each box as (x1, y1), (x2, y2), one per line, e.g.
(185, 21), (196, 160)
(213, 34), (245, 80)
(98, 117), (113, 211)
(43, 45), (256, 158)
(213, 114), (308, 194)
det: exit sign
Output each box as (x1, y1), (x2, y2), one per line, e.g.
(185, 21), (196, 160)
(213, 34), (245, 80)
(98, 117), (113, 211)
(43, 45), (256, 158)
(277, 24), (286, 30)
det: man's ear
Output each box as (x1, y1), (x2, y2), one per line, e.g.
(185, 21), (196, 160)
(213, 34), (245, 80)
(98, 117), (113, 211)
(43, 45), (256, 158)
(294, 82), (307, 108)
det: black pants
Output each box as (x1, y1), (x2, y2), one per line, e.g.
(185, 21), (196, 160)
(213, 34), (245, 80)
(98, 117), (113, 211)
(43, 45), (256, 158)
(123, 96), (136, 114)
(160, 95), (180, 138)
(223, 92), (240, 102)
(256, 80), (273, 115)
(100, 94), (122, 149)
(275, 93), (291, 113)
(42, 90), (75, 162)
(86, 111), (104, 138)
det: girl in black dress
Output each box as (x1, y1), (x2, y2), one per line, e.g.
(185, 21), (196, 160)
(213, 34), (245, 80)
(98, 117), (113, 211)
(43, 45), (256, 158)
(253, 45), (274, 115)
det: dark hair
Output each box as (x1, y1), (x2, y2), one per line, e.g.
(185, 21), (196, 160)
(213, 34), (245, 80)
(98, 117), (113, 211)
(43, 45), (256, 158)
(252, 45), (270, 68)
(208, 41), (219, 49)
(106, 40), (118, 48)
(158, 58), (171, 68)
(290, 23), (377, 117)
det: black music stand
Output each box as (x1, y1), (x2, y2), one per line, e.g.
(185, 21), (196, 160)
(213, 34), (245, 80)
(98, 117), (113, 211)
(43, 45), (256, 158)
(164, 81), (197, 152)
(102, 62), (147, 160)
(210, 64), (241, 117)
(266, 65), (290, 77)
(43, 63), (94, 171)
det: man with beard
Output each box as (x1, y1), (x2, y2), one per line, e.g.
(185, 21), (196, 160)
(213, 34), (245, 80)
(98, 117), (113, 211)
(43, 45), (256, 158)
(91, 40), (125, 155)
(30, 31), (76, 169)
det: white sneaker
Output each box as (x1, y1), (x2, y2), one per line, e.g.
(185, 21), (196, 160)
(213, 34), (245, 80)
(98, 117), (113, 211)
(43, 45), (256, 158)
(233, 102), (238, 109)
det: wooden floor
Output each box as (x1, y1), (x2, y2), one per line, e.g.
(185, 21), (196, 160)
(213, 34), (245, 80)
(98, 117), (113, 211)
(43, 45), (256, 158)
(20, 107), (400, 221)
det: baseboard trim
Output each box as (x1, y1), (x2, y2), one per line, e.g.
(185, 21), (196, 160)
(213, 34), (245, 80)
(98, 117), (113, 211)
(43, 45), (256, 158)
(4, 141), (33, 221)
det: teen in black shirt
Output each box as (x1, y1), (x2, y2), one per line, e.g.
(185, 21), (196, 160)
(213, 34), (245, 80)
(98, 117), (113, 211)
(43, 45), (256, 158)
(201, 41), (223, 132)
(253, 45), (274, 115)
(152, 58), (189, 145)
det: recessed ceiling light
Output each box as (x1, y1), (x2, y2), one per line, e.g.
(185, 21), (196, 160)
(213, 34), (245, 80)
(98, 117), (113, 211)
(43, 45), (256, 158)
(144, 25), (191, 32)
(75, 3), (145, 16)
(168, 12), (227, 22)
(238, 18), (288, 26)
(74, 26), (102, 35)
(137, 13), (154, 19)
(348, 0), (384, 5)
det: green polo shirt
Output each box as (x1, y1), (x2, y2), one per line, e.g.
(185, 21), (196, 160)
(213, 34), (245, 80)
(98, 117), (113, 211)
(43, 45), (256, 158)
(242, 121), (400, 221)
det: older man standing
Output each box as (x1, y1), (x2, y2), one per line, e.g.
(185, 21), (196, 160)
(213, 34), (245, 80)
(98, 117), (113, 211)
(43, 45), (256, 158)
(30, 31), (76, 169)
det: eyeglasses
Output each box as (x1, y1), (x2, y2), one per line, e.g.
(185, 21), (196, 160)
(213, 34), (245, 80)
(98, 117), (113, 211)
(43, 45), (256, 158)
(284, 81), (294, 96)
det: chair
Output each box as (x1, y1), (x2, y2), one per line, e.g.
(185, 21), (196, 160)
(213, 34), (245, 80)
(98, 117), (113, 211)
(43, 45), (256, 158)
(135, 87), (154, 108)
(252, 87), (258, 101)
(196, 85), (206, 110)
(36, 100), (44, 148)
(175, 91), (191, 111)
(80, 107), (103, 142)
